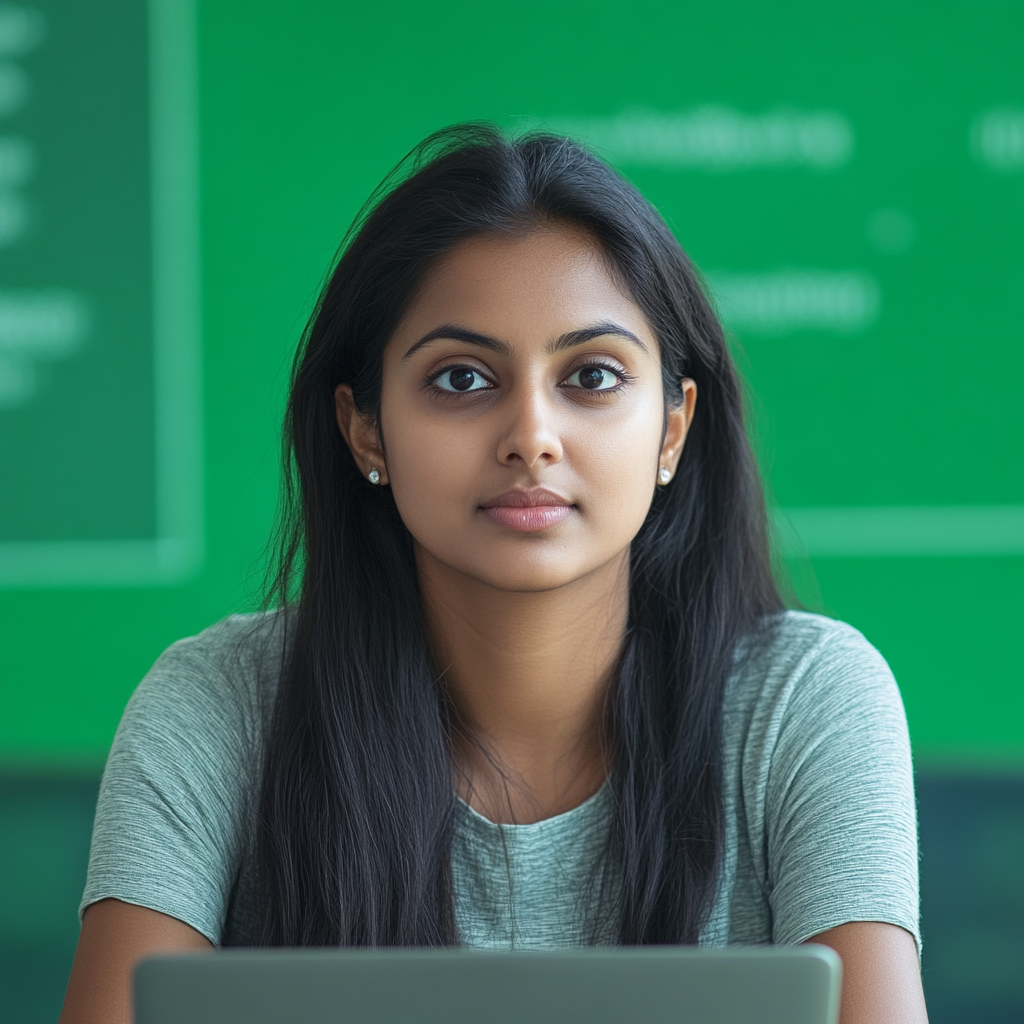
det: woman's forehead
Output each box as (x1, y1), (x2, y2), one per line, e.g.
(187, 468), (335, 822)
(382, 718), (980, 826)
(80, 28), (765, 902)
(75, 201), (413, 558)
(389, 227), (656, 355)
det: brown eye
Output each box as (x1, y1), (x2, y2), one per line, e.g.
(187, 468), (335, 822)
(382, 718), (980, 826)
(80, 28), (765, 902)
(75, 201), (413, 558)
(566, 365), (620, 391)
(435, 367), (490, 392)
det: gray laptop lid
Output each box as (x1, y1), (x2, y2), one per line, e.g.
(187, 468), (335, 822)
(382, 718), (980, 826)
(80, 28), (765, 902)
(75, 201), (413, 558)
(135, 946), (841, 1024)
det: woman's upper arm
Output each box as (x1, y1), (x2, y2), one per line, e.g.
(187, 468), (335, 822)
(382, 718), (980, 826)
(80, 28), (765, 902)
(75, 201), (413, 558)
(80, 633), (257, 940)
(758, 622), (927, 1020)
(808, 921), (928, 1024)
(68, 621), (264, 1020)
(59, 898), (212, 1024)
(763, 622), (921, 947)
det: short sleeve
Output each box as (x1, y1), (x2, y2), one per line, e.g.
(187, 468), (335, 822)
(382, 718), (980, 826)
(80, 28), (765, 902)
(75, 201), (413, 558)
(80, 620), (263, 945)
(762, 622), (920, 948)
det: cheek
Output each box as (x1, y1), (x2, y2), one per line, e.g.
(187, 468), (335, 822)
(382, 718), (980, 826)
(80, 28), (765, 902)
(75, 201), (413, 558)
(379, 398), (480, 534)
(566, 398), (665, 533)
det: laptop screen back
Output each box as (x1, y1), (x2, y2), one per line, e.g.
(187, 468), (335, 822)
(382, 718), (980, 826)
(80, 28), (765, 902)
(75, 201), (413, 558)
(135, 945), (841, 1024)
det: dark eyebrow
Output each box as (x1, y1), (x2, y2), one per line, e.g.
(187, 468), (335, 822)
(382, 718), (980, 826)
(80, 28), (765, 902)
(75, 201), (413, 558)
(403, 321), (647, 359)
(546, 322), (648, 355)
(403, 326), (513, 359)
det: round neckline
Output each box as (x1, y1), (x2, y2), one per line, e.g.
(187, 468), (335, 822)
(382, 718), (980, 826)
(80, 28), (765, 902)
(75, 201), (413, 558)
(454, 781), (610, 834)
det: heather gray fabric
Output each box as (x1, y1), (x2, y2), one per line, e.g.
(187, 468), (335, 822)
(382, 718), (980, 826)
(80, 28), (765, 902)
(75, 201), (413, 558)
(81, 611), (920, 951)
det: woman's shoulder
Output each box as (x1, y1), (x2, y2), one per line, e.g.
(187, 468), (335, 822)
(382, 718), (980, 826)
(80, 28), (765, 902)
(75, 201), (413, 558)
(153, 609), (290, 685)
(120, 609), (291, 744)
(726, 610), (903, 742)
(736, 608), (893, 685)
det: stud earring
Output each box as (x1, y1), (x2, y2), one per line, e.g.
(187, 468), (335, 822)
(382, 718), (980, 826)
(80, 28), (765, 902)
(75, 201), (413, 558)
(368, 468), (381, 485)
(658, 467), (672, 485)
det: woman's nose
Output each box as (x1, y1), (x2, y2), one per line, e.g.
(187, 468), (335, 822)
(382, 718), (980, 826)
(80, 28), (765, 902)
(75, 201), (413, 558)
(495, 383), (564, 469)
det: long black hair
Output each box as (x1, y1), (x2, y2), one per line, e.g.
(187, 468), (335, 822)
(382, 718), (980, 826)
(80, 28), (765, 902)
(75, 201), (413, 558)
(255, 123), (782, 947)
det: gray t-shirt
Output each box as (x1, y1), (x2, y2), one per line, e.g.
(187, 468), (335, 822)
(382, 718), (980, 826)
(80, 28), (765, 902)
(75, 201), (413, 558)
(81, 610), (920, 950)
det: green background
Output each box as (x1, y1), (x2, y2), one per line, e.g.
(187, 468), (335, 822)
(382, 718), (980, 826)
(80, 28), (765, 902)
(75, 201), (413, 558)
(0, 0), (154, 542)
(1, 0), (1022, 768)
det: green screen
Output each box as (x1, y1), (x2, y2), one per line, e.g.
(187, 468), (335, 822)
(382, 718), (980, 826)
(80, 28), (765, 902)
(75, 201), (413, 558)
(0, 1), (154, 542)
(0, 0), (1021, 767)
(0, 0), (201, 590)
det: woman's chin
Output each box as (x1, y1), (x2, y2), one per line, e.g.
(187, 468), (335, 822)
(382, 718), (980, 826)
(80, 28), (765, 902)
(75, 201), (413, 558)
(418, 544), (628, 596)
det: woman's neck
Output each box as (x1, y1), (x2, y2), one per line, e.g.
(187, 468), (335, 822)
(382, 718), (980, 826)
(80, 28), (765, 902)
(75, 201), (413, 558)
(417, 547), (630, 824)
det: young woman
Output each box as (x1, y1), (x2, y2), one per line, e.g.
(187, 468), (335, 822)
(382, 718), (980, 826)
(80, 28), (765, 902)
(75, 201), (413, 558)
(61, 125), (927, 1024)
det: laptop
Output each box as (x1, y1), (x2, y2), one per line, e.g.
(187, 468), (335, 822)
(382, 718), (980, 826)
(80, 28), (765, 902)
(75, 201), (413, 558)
(135, 945), (841, 1024)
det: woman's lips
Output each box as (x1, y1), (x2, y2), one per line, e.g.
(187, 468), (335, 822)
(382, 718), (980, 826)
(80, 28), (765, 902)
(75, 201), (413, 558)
(482, 505), (573, 531)
(479, 488), (575, 532)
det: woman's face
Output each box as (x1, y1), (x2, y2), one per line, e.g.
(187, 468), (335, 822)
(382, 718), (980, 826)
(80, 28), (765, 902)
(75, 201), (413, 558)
(337, 226), (695, 593)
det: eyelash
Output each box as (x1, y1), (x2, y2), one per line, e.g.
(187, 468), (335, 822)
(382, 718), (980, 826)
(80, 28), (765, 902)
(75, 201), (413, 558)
(424, 360), (634, 397)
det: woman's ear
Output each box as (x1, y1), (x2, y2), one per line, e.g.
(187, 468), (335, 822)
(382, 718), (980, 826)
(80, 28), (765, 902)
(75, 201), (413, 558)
(659, 378), (697, 482)
(334, 384), (389, 484)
